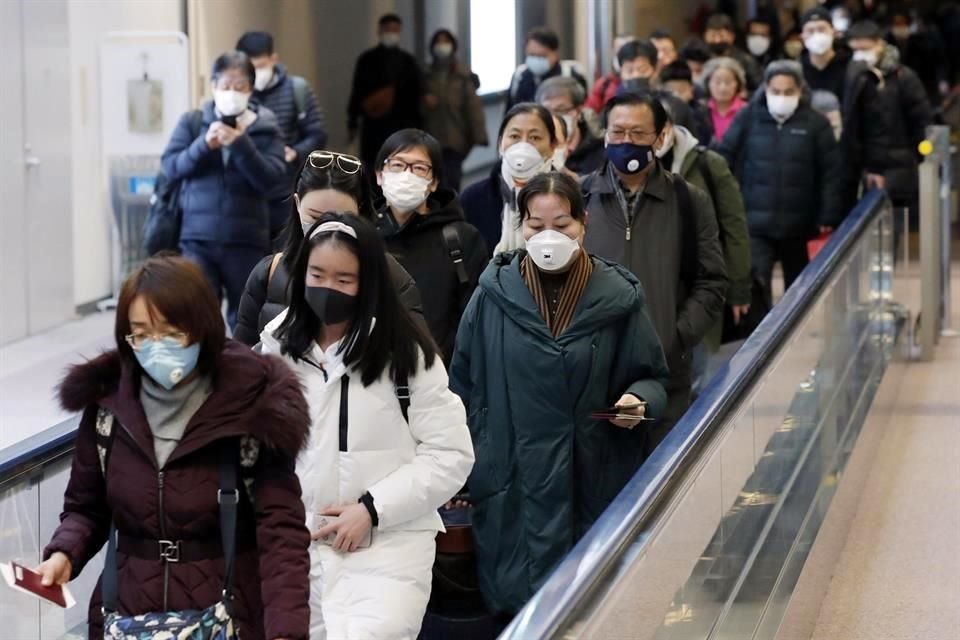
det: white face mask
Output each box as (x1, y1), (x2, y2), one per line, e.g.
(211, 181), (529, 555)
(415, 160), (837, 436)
(655, 128), (675, 158)
(852, 49), (879, 67)
(254, 67), (274, 91)
(804, 32), (834, 56)
(433, 42), (454, 59)
(767, 94), (800, 121)
(381, 170), (431, 213)
(381, 32), (401, 48)
(561, 112), (577, 137)
(552, 147), (567, 170)
(213, 90), (249, 117)
(832, 16), (851, 33)
(747, 35), (771, 57)
(300, 216), (316, 235)
(525, 229), (581, 273)
(500, 141), (551, 187)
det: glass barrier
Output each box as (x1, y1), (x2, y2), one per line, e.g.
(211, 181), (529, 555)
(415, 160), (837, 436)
(502, 191), (899, 640)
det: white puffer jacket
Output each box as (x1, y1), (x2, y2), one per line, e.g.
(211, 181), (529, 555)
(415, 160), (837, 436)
(260, 311), (474, 533)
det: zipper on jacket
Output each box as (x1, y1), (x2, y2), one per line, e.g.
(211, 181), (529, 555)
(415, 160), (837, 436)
(158, 470), (169, 611)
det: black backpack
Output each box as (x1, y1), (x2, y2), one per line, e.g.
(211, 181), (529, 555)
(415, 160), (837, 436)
(143, 110), (204, 255)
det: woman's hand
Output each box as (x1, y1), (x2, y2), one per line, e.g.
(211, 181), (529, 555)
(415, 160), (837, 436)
(36, 552), (72, 587)
(313, 504), (372, 553)
(610, 393), (646, 429)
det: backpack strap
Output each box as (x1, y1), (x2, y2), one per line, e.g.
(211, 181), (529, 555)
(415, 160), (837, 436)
(441, 224), (470, 287)
(267, 252), (283, 288)
(291, 76), (308, 123)
(692, 147), (718, 215)
(394, 370), (410, 424)
(672, 175), (699, 290)
(188, 108), (204, 138)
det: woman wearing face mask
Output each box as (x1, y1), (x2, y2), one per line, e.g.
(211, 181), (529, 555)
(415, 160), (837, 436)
(715, 61), (844, 306)
(373, 129), (488, 364)
(459, 103), (558, 255)
(421, 29), (489, 191)
(37, 256), (311, 640)
(259, 213), (474, 640)
(450, 172), (669, 624)
(160, 50), (287, 330)
(233, 150), (424, 346)
(702, 56), (748, 143)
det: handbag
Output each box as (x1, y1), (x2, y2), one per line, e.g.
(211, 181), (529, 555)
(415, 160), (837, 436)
(102, 443), (242, 640)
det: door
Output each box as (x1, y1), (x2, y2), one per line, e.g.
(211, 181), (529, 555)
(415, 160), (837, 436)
(0, 0), (74, 345)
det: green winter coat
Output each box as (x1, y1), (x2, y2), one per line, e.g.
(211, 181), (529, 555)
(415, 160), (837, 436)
(449, 251), (669, 615)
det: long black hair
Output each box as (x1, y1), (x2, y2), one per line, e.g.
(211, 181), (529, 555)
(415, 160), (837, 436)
(280, 152), (377, 273)
(275, 212), (437, 386)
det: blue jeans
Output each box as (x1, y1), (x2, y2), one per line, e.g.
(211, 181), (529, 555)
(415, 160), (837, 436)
(180, 241), (267, 330)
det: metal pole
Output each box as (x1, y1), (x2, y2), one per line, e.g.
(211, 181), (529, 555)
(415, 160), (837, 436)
(937, 126), (956, 336)
(919, 156), (941, 360)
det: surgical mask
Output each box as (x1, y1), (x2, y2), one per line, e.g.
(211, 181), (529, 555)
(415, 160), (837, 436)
(213, 90), (249, 117)
(305, 286), (357, 325)
(381, 32), (401, 48)
(552, 146), (567, 170)
(804, 32), (834, 56)
(301, 216), (317, 235)
(832, 16), (851, 33)
(767, 93), (800, 121)
(433, 43), (454, 59)
(655, 128), (675, 158)
(747, 35), (771, 57)
(254, 66), (274, 92)
(622, 77), (651, 93)
(852, 49), (879, 67)
(784, 41), (804, 59)
(561, 113), (577, 138)
(381, 170), (431, 213)
(135, 338), (200, 391)
(526, 55), (551, 76)
(501, 141), (551, 187)
(606, 141), (654, 175)
(891, 26), (911, 41)
(525, 229), (581, 273)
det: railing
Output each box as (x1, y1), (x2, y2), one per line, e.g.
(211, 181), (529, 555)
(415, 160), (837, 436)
(501, 189), (900, 640)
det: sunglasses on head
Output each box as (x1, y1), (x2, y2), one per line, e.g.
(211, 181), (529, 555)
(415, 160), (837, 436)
(305, 150), (363, 175)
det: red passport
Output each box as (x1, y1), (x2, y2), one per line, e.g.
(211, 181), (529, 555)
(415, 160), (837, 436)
(1, 561), (75, 608)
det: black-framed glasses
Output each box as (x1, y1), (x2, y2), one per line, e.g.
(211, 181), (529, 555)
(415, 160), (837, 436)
(307, 151), (363, 175)
(383, 158), (433, 179)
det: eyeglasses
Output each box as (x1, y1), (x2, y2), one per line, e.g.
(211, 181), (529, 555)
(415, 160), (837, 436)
(606, 128), (657, 145)
(125, 331), (190, 351)
(383, 158), (433, 179)
(307, 151), (363, 175)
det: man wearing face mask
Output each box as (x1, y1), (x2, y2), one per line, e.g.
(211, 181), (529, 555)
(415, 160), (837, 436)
(582, 93), (727, 452)
(745, 17), (777, 69)
(506, 27), (587, 111)
(844, 20), (933, 222)
(886, 8), (949, 105)
(799, 7), (852, 105)
(161, 50), (286, 329)
(703, 13), (762, 91)
(236, 31), (328, 250)
(716, 61), (844, 307)
(537, 76), (605, 176)
(347, 14), (424, 172)
(615, 39), (659, 97)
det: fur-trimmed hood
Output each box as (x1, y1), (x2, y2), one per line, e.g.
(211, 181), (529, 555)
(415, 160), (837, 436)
(57, 340), (310, 458)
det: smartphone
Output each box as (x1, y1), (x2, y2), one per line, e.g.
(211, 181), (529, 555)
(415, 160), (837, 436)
(314, 514), (372, 549)
(220, 114), (238, 128)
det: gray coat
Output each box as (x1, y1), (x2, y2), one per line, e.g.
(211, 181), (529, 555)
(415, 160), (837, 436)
(582, 162), (727, 393)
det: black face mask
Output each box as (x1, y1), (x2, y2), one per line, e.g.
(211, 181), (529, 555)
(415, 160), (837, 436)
(622, 77), (652, 93)
(709, 42), (729, 55)
(305, 286), (357, 325)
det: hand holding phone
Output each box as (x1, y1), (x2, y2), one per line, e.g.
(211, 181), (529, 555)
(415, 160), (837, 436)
(313, 504), (373, 552)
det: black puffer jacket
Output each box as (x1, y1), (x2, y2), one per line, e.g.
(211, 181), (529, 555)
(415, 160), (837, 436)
(841, 44), (933, 203)
(233, 250), (424, 346)
(715, 94), (845, 239)
(375, 189), (488, 363)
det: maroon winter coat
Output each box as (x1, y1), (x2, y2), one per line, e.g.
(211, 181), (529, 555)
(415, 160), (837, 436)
(43, 341), (311, 640)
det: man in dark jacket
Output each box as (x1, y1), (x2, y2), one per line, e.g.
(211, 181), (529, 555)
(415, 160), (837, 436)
(536, 76), (604, 176)
(844, 21), (933, 217)
(347, 14), (423, 172)
(161, 51), (287, 329)
(887, 8), (949, 106)
(703, 13), (762, 91)
(660, 60), (714, 143)
(716, 60), (845, 304)
(506, 26), (587, 111)
(799, 6), (852, 105)
(583, 92), (727, 452)
(237, 31), (328, 250)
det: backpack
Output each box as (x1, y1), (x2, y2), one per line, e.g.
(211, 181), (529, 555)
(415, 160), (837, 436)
(291, 75), (309, 133)
(440, 224), (470, 290)
(671, 175), (699, 292)
(143, 110), (204, 255)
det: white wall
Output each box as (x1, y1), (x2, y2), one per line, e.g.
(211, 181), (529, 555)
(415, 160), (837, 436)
(67, 0), (183, 306)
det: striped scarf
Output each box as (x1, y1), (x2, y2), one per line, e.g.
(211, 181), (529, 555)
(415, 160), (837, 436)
(521, 249), (593, 337)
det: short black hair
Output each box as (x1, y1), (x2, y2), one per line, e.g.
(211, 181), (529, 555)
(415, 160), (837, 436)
(659, 60), (693, 84)
(276, 212), (438, 386)
(379, 13), (402, 28)
(618, 39), (659, 68)
(705, 13), (736, 33)
(603, 91), (669, 134)
(236, 31), (273, 57)
(375, 128), (444, 185)
(652, 90), (694, 130)
(430, 28), (458, 53)
(747, 17), (773, 31)
(498, 102), (558, 145)
(649, 29), (674, 44)
(679, 38), (712, 63)
(847, 20), (883, 40)
(527, 26), (560, 51)
(211, 50), (255, 86)
(517, 172), (587, 223)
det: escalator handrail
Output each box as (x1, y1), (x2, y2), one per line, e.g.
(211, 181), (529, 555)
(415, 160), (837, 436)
(0, 415), (80, 485)
(500, 189), (890, 640)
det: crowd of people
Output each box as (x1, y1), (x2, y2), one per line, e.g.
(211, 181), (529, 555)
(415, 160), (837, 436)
(35, 3), (959, 640)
